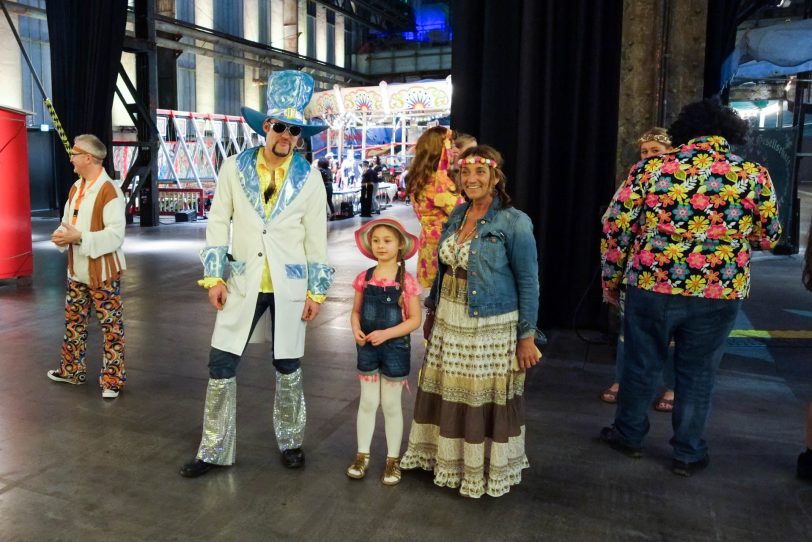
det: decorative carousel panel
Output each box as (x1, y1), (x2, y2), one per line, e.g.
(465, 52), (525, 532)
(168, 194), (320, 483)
(343, 87), (384, 114)
(305, 92), (339, 120)
(388, 82), (450, 113)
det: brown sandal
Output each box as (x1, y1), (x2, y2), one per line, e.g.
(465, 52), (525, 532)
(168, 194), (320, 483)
(381, 456), (401, 486)
(346, 452), (370, 479)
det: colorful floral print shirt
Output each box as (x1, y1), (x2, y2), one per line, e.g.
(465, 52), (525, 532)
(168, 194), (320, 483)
(601, 136), (781, 300)
(411, 170), (465, 288)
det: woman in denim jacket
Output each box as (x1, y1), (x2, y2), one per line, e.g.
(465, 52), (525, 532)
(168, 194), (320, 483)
(400, 145), (541, 498)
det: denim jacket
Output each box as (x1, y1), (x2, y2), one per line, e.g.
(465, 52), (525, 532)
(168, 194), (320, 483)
(426, 196), (540, 339)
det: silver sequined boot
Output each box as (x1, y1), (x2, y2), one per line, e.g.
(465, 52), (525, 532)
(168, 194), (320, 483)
(274, 368), (306, 452)
(196, 377), (237, 465)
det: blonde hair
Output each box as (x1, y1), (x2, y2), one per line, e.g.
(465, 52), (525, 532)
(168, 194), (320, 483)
(407, 126), (449, 197)
(637, 127), (671, 147)
(74, 134), (107, 161)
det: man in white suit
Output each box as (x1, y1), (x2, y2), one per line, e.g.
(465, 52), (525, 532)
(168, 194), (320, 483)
(180, 70), (333, 478)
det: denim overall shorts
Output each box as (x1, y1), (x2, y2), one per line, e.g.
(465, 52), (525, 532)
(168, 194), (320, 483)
(356, 267), (411, 380)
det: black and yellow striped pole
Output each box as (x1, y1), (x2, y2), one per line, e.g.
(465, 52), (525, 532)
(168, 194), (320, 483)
(43, 97), (71, 155)
(0, 0), (71, 155)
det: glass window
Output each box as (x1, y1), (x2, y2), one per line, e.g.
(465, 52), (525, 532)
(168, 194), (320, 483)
(259, 0), (271, 44)
(307, 17), (316, 58)
(18, 0), (51, 127)
(176, 0), (196, 111)
(327, 20), (335, 65)
(213, 0), (244, 115)
(175, 0), (194, 22)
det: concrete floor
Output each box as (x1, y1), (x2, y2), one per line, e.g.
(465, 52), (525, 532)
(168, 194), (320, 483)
(1, 201), (811, 541)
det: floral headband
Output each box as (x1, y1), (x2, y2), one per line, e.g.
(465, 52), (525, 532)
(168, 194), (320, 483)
(457, 156), (499, 168)
(638, 133), (671, 146)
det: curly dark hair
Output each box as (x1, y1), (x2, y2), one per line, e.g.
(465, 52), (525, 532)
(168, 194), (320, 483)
(317, 158), (329, 169)
(457, 145), (513, 208)
(668, 98), (751, 146)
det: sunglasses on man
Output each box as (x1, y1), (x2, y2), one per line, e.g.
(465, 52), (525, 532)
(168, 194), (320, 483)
(269, 121), (302, 137)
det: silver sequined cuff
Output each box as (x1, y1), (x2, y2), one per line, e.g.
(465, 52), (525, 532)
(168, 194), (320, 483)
(196, 377), (237, 465)
(273, 369), (306, 451)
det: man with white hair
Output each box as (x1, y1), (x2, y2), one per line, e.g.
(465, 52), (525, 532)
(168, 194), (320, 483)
(48, 134), (127, 399)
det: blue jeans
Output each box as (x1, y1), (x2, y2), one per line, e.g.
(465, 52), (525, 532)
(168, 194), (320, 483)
(356, 267), (411, 379)
(208, 293), (300, 378)
(614, 287), (741, 462)
(615, 291), (675, 390)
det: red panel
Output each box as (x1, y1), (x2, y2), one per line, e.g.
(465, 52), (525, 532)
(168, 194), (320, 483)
(0, 107), (33, 279)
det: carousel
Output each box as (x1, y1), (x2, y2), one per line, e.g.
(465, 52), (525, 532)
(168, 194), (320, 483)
(304, 77), (452, 217)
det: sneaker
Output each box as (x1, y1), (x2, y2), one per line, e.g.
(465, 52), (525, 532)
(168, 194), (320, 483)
(672, 455), (710, 477)
(381, 456), (401, 486)
(346, 452), (370, 479)
(102, 388), (119, 399)
(47, 369), (86, 385)
(599, 426), (643, 458)
(798, 450), (812, 480)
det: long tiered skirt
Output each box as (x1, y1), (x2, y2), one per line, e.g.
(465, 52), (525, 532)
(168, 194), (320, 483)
(400, 274), (529, 498)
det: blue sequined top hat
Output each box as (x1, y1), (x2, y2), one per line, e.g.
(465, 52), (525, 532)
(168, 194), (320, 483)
(241, 70), (328, 139)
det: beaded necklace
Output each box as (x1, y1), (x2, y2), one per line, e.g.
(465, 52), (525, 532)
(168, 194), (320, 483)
(455, 206), (479, 246)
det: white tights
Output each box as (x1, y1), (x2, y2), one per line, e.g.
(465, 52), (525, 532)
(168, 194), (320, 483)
(356, 375), (404, 458)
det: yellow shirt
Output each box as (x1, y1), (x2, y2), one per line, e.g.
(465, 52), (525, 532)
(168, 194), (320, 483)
(199, 150), (325, 303)
(256, 150), (292, 293)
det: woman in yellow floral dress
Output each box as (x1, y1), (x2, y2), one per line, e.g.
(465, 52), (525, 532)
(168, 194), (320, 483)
(407, 127), (464, 288)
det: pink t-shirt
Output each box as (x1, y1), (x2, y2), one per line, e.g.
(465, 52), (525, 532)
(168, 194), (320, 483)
(352, 269), (420, 320)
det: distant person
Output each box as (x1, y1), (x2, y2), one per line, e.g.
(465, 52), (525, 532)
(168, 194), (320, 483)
(318, 158), (335, 219)
(601, 127), (676, 413)
(360, 160), (376, 217)
(342, 152), (358, 187)
(407, 126), (464, 288)
(47, 134), (127, 399)
(599, 99), (782, 477)
(447, 131), (477, 171)
(371, 156), (383, 214)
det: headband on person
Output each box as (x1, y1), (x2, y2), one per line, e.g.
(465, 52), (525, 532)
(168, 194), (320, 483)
(638, 133), (671, 146)
(457, 156), (498, 168)
(71, 145), (104, 161)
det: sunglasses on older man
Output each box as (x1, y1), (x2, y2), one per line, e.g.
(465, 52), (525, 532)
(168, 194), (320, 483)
(269, 122), (302, 137)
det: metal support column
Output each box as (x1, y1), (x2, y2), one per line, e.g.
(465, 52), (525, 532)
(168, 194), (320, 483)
(133, 0), (160, 226)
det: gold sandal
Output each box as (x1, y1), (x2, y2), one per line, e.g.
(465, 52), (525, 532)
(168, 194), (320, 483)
(346, 452), (370, 479)
(381, 456), (401, 486)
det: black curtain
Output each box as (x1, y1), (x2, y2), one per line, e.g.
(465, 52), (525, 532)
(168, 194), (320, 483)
(451, 0), (623, 329)
(704, 0), (741, 98)
(47, 0), (128, 209)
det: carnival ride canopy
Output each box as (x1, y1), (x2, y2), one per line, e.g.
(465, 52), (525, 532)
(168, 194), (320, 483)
(304, 77), (452, 126)
(726, 19), (812, 81)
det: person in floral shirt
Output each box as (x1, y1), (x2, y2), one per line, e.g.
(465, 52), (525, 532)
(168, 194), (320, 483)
(599, 99), (782, 477)
(407, 126), (465, 288)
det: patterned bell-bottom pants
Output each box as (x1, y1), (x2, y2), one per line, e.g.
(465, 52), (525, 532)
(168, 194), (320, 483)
(57, 279), (126, 390)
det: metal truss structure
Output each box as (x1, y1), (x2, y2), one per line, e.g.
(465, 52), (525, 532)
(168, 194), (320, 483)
(113, 109), (260, 188)
(314, 0), (413, 33)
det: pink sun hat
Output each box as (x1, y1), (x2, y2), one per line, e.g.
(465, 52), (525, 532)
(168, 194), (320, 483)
(354, 218), (419, 261)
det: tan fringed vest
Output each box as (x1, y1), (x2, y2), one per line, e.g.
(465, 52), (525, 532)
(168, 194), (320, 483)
(67, 181), (124, 288)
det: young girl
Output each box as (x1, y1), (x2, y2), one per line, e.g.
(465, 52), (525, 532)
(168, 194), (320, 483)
(348, 218), (422, 485)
